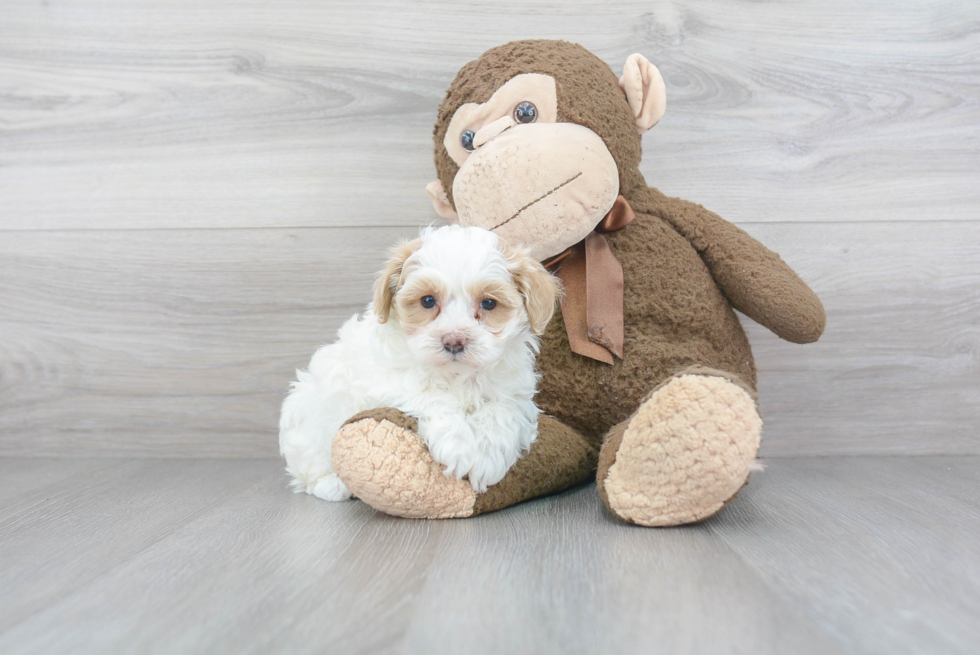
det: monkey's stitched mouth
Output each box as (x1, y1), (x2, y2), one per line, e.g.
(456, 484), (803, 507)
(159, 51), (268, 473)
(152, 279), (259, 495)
(489, 172), (583, 232)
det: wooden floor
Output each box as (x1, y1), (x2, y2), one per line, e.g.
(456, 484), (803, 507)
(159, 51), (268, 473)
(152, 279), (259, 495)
(1, 456), (977, 654)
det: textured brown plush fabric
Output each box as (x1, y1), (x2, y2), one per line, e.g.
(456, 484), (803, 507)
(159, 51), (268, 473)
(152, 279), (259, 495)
(435, 41), (822, 443)
(595, 416), (629, 513)
(334, 40), (825, 524)
(434, 40), (646, 208)
(535, 203), (759, 444)
(472, 414), (598, 515)
(635, 186), (827, 344)
(343, 407), (418, 433)
(335, 410), (597, 518)
(440, 42), (822, 511)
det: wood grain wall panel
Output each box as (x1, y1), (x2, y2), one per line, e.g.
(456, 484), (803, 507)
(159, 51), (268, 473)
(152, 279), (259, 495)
(741, 221), (980, 456)
(1, 0), (977, 230)
(1, 0), (976, 456)
(0, 227), (413, 457)
(0, 221), (976, 457)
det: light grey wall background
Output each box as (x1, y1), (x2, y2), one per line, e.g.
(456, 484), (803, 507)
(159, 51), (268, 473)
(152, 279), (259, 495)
(1, 0), (977, 457)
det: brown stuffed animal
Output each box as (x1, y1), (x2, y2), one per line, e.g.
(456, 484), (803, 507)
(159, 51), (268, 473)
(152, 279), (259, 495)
(331, 40), (825, 526)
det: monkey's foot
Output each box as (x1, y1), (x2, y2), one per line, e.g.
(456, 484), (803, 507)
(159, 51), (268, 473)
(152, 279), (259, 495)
(332, 409), (475, 519)
(332, 408), (598, 519)
(596, 369), (762, 527)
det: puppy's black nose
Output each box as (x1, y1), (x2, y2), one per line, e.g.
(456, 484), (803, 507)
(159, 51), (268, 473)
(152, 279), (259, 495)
(442, 334), (466, 355)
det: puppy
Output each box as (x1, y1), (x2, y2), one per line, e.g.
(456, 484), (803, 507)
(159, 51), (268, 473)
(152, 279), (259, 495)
(279, 225), (560, 501)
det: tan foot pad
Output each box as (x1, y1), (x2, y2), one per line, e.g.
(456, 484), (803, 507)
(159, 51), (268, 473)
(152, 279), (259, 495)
(601, 374), (762, 526)
(332, 418), (476, 519)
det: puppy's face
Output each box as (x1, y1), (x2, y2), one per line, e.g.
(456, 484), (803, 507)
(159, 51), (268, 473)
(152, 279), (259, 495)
(373, 226), (559, 370)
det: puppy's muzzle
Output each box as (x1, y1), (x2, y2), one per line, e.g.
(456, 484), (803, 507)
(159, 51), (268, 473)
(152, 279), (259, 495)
(442, 333), (467, 355)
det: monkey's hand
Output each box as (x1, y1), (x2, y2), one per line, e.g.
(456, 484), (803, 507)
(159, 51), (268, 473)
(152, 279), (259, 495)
(643, 187), (826, 344)
(331, 409), (597, 519)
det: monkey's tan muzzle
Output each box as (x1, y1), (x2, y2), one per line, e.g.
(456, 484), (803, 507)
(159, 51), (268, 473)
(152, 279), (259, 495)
(452, 123), (620, 262)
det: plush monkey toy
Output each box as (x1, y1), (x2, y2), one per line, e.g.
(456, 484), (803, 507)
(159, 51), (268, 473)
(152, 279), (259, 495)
(331, 40), (825, 526)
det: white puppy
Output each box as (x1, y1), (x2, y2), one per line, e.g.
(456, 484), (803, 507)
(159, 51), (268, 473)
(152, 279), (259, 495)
(279, 225), (560, 501)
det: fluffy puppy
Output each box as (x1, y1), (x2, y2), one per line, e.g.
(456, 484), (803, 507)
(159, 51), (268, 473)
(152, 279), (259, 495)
(279, 225), (560, 501)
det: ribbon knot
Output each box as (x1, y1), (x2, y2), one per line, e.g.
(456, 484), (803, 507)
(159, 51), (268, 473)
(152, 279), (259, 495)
(542, 195), (635, 365)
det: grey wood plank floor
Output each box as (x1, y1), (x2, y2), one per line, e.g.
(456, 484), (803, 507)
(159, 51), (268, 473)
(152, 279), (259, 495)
(0, 456), (976, 654)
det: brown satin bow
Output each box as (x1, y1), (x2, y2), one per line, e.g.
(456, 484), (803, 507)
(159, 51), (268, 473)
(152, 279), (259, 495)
(542, 195), (635, 365)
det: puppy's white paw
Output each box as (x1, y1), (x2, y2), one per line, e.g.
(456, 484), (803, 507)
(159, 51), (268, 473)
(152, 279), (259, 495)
(465, 454), (508, 493)
(435, 448), (475, 482)
(311, 474), (353, 501)
(421, 415), (476, 481)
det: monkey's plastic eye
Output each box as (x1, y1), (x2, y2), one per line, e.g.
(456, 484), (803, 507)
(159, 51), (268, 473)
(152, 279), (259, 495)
(460, 130), (476, 152)
(421, 295), (436, 309)
(480, 298), (497, 311)
(514, 101), (537, 124)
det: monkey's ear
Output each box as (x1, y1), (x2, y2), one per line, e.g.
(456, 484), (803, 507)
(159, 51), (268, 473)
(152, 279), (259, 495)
(425, 180), (459, 222)
(373, 239), (421, 323)
(619, 54), (667, 133)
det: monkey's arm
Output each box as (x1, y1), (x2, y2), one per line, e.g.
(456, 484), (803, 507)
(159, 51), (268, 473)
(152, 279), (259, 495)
(643, 187), (826, 344)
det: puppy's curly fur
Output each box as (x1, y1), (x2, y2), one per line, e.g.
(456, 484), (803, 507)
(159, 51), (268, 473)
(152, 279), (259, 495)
(279, 226), (560, 499)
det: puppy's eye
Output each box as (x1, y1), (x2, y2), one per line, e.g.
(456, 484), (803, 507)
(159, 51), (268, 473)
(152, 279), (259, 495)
(480, 298), (497, 311)
(420, 295), (436, 309)
(460, 130), (476, 152)
(513, 101), (537, 124)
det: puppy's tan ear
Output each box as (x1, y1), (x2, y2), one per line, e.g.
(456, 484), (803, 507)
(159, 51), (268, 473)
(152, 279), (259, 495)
(374, 239), (421, 323)
(501, 241), (561, 335)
